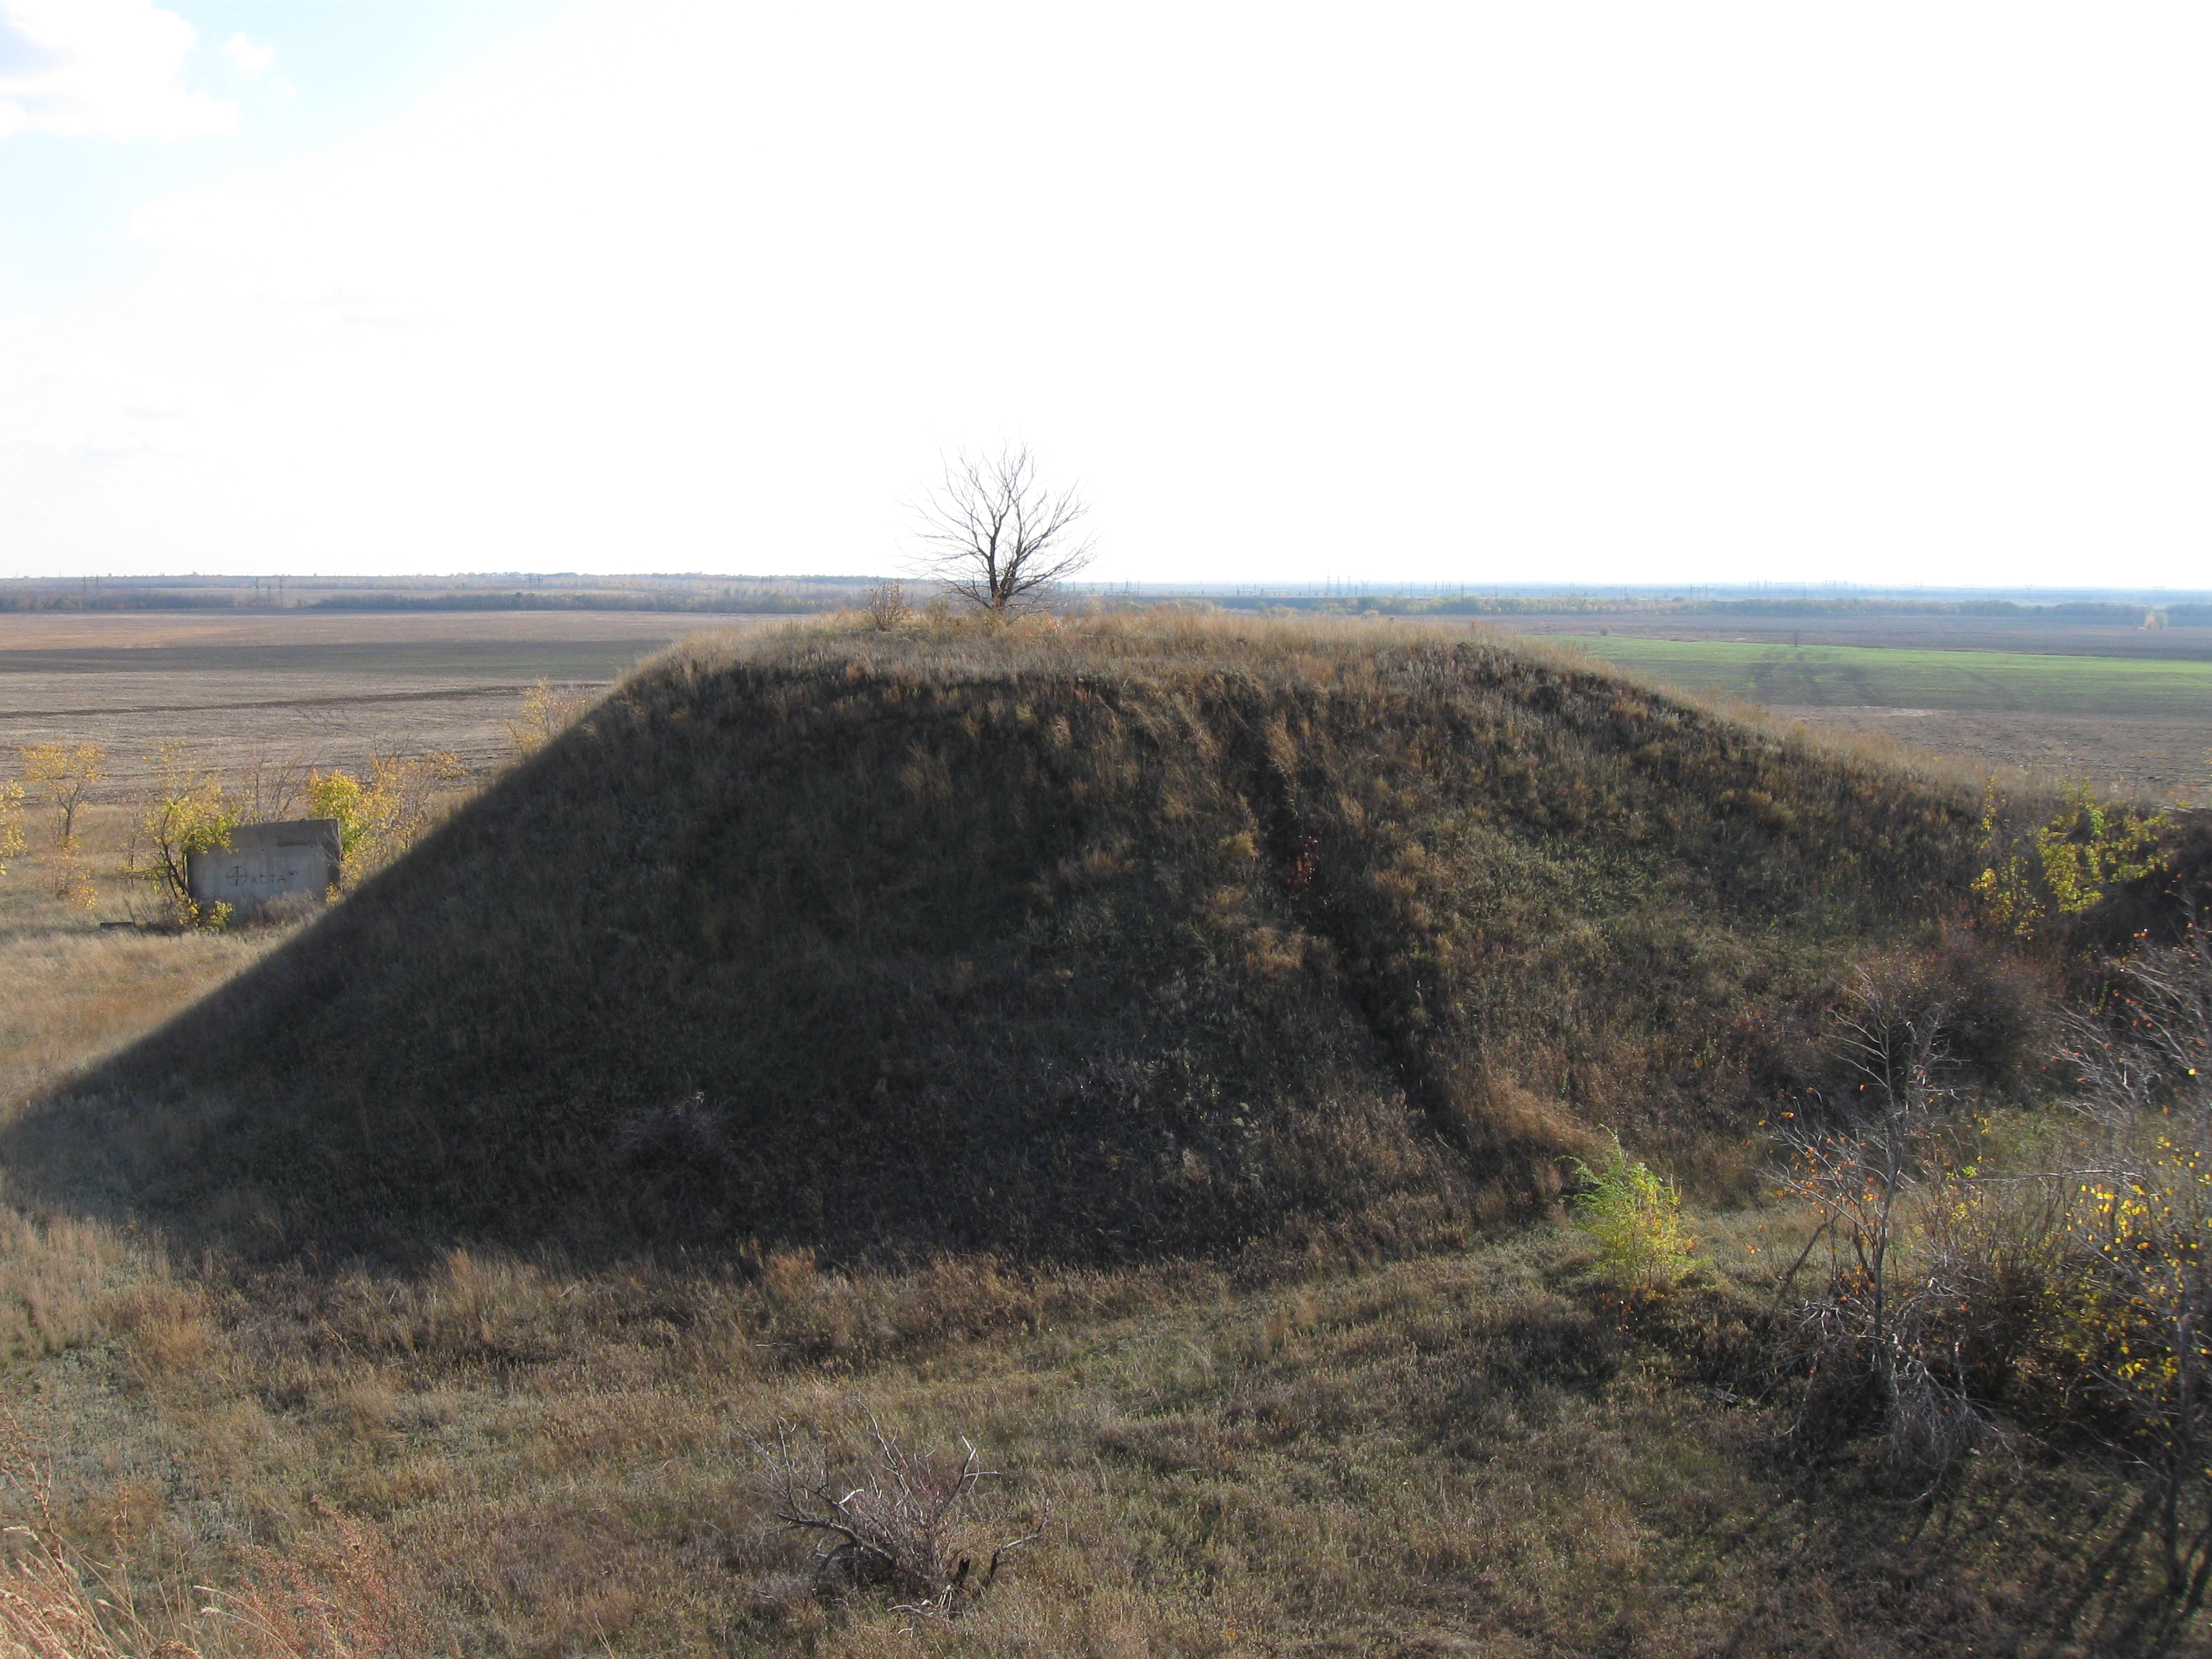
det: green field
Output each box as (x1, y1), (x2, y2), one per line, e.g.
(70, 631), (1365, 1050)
(1550, 635), (2212, 716)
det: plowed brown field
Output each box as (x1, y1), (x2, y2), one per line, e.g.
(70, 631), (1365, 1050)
(0, 609), (772, 790)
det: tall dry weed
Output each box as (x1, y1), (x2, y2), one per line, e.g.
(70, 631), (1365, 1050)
(0, 1208), (124, 1361)
(1, 1408), (422, 1659)
(0, 1410), (180, 1659)
(95, 1281), (216, 1388)
(202, 1509), (426, 1659)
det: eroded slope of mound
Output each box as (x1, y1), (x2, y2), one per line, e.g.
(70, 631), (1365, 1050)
(9, 619), (1986, 1261)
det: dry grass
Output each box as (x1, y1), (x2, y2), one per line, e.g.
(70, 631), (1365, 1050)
(1, 1210), (2203, 1656)
(0, 808), (292, 1120)
(0, 611), (2205, 1654)
(0, 1404), (421, 1658)
(0, 1208), (126, 1363)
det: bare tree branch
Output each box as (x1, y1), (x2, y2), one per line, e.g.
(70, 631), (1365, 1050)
(1769, 965), (1995, 1485)
(910, 444), (1096, 613)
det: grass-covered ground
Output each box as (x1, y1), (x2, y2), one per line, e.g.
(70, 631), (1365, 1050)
(1, 613), (2207, 1656)
(6, 1203), (2200, 1658)
(1550, 635), (2212, 718)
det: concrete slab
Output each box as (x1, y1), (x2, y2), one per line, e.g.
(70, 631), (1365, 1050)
(186, 819), (342, 918)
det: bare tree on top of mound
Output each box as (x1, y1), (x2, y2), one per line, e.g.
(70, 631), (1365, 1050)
(912, 445), (1096, 613)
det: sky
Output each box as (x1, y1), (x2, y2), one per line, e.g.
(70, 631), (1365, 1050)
(1, 3), (2207, 588)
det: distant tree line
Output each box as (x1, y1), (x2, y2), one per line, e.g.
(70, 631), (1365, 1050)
(0, 589), (281, 613)
(5, 580), (2208, 623)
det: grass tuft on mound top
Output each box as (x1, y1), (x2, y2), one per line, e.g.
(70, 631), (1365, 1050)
(7, 615), (1986, 1263)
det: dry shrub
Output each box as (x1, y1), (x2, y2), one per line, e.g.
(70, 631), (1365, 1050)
(1770, 962), (1998, 1481)
(1919, 937), (2054, 1099)
(501, 680), (594, 762)
(2061, 928), (2211, 1111)
(46, 852), (97, 914)
(1775, 933), (2212, 1526)
(612, 1092), (729, 1172)
(750, 1413), (1043, 1619)
(859, 581), (909, 632)
(1839, 935), (2053, 1101)
(0, 782), (24, 880)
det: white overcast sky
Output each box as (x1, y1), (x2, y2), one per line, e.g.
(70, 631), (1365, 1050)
(1, 2), (2206, 587)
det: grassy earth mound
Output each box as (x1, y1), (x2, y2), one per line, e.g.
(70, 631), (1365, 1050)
(6, 617), (1986, 1263)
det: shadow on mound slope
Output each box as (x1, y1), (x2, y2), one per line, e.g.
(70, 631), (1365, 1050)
(5, 618), (1987, 1265)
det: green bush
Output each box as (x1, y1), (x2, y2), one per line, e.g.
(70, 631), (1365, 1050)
(1566, 1136), (1698, 1288)
(1972, 781), (2167, 938)
(129, 742), (237, 928)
